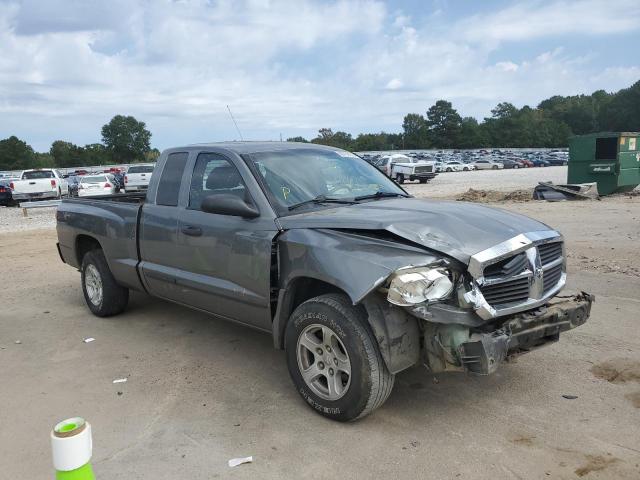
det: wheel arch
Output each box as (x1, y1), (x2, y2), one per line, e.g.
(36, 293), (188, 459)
(75, 234), (103, 266)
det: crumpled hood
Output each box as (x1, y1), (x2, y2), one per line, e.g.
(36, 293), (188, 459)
(278, 198), (554, 264)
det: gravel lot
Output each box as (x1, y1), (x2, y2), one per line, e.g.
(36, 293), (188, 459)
(404, 165), (568, 198)
(1, 168), (639, 479)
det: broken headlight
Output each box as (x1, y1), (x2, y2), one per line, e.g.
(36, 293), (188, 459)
(387, 267), (454, 306)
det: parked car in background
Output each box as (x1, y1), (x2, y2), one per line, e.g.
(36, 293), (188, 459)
(124, 164), (155, 192)
(518, 158), (534, 168)
(10, 169), (69, 201)
(0, 180), (13, 206)
(546, 157), (568, 166)
(112, 172), (125, 191)
(531, 158), (550, 167)
(501, 159), (524, 169)
(443, 161), (474, 172)
(473, 159), (503, 170)
(66, 176), (81, 197)
(375, 154), (437, 183)
(78, 174), (118, 197)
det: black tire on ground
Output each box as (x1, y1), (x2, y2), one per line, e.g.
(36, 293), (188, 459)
(285, 293), (395, 422)
(514, 165), (519, 169)
(81, 249), (129, 317)
(419, 179), (427, 183)
(396, 174), (404, 184)
(492, 165), (498, 169)
(463, 167), (469, 171)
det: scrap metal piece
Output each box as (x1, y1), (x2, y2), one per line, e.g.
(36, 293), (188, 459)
(533, 182), (600, 201)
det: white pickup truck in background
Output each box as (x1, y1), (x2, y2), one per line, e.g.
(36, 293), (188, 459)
(10, 169), (69, 201)
(376, 154), (438, 184)
(124, 164), (155, 192)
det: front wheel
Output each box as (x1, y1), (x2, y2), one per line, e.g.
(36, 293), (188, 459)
(492, 165), (498, 169)
(285, 293), (394, 422)
(419, 179), (427, 184)
(81, 249), (129, 317)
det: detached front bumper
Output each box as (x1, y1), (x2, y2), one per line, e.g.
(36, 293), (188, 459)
(420, 292), (593, 375)
(459, 292), (593, 374)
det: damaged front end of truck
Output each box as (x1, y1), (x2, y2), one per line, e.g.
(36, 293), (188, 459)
(275, 206), (593, 378)
(363, 230), (593, 376)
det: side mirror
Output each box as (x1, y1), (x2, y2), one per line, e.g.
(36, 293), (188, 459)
(201, 193), (259, 218)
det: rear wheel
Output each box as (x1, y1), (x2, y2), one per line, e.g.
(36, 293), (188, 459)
(285, 293), (394, 422)
(396, 173), (405, 184)
(419, 179), (427, 184)
(81, 249), (129, 317)
(492, 165), (498, 169)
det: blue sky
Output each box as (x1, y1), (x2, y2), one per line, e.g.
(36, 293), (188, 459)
(0, 0), (638, 152)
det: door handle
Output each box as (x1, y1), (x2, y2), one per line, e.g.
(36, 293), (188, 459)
(181, 225), (202, 237)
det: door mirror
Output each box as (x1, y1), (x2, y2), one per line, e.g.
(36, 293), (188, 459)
(200, 194), (259, 218)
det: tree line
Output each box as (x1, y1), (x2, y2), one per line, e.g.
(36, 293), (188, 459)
(0, 115), (158, 171)
(2, 80), (638, 171)
(292, 79), (640, 151)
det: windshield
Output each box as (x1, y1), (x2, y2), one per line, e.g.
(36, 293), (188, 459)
(128, 165), (154, 173)
(249, 148), (406, 212)
(23, 170), (54, 179)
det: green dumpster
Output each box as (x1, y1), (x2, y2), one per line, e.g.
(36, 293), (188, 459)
(568, 132), (640, 195)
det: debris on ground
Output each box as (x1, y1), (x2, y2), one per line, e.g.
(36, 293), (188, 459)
(14, 340), (21, 344)
(228, 456), (253, 468)
(456, 188), (532, 203)
(83, 337), (95, 343)
(533, 182), (599, 201)
(562, 394), (578, 400)
(112, 378), (127, 384)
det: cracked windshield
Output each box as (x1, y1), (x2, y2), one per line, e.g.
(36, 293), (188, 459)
(250, 148), (406, 211)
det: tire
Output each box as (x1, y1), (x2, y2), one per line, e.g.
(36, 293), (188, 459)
(446, 168), (452, 172)
(81, 249), (129, 317)
(285, 293), (395, 422)
(396, 174), (404, 184)
(514, 165), (519, 169)
(419, 179), (427, 184)
(463, 167), (468, 171)
(492, 165), (498, 170)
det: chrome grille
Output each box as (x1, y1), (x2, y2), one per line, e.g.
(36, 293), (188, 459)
(543, 263), (563, 294)
(479, 276), (530, 305)
(538, 242), (562, 266)
(471, 234), (566, 318)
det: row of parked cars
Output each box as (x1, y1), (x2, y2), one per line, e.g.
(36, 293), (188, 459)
(0, 164), (155, 205)
(359, 149), (569, 183)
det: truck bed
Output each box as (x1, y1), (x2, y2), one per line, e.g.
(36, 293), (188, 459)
(56, 194), (146, 291)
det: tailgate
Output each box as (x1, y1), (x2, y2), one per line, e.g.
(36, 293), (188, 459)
(14, 179), (55, 193)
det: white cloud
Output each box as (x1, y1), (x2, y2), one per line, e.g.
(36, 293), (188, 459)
(385, 78), (403, 90)
(0, 0), (638, 150)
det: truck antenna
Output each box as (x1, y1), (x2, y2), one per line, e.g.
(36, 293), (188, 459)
(226, 105), (244, 141)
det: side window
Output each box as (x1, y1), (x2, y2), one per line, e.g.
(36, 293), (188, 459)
(156, 152), (188, 206)
(188, 153), (247, 211)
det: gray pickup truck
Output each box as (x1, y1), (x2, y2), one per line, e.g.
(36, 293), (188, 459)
(56, 142), (592, 421)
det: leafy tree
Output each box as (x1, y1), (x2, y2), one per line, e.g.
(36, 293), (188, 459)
(458, 117), (486, 148)
(426, 100), (462, 148)
(598, 80), (640, 132)
(402, 113), (428, 148)
(353, 133), (392, 151)
(145, 148), (161, 162)
(286, 136), (309, 143)
(101, 115), (151, 163)
(50, 141), (86, 168)
(311, 128), (354, 150)
(0, 136), (35, 170)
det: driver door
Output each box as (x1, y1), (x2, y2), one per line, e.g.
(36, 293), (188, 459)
(173, 152), (278, 330)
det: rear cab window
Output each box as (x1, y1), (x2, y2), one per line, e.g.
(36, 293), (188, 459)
(156, 153), (188, 206)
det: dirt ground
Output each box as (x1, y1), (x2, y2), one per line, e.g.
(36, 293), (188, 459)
(1, 194), (639, 478)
